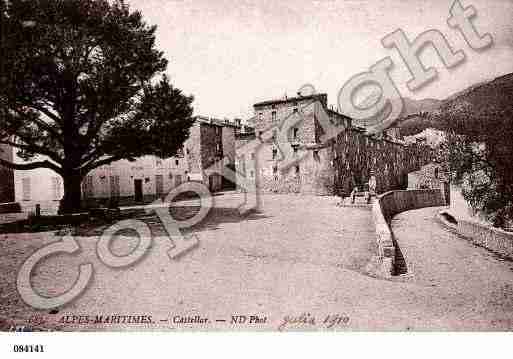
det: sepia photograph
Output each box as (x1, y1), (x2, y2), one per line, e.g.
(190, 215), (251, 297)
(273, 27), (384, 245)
(1, 0), (513, 355)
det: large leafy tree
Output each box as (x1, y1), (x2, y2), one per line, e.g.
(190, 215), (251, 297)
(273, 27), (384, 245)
(0, 0), (194, 213)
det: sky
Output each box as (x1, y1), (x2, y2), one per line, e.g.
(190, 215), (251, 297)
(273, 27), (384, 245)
(127, 0), (513, 120)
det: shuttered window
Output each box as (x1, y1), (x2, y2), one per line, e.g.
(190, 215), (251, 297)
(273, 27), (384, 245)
(110, 176), (120, 198)
(52, 177), (62, 200)
(82, 176), (94, 199)
(22, 178), (31, 201)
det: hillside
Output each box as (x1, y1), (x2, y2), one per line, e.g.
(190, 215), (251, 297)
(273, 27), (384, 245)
(391, 73), (513, 136)
(433, 73), (513, 135)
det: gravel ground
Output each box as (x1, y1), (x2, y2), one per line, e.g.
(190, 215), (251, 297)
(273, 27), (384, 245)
(1, 194), (512, 331)
(0, 193), (378, 331)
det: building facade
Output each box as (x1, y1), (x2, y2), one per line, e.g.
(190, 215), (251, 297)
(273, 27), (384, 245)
(8, 116), (242, 213)
(82, 116), (240, 207)
(81, 154), (189, 207)
(183, 116), (238, 193)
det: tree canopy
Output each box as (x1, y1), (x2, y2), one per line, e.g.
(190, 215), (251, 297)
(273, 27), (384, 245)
(0, 0), (195, 212)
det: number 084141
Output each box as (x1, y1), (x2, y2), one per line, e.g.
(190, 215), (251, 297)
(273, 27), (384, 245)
(13, 345), (44, 353)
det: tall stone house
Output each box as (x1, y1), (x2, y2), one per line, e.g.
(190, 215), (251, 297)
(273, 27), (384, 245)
(235, 93), (434, 196)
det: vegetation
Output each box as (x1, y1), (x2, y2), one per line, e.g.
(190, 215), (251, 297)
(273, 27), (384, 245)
(0, 0), (194, 213)
(434, 74), (513, 227)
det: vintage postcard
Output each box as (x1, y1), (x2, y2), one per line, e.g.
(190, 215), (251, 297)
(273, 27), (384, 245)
(1, 0), (513, 348)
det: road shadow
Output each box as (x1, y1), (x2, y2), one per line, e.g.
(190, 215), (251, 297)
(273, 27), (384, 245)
(392, 235), (408, 275)
(75, 206), (270, 237)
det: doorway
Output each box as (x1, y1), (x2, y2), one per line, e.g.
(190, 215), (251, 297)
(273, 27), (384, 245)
(134, 179), (143, 202)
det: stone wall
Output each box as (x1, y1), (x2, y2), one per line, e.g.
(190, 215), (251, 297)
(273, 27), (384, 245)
(333, 129), (434, 197)
(373, 189), (447, 276)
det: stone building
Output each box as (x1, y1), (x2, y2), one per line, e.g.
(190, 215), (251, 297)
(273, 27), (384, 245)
(0, 144), (15, 204)
(82, 154), (189, 207)
(82, 115), (240, 207)
(184, 116), (238, 192)
(14, 164), (63, 214)
(408, 162), (447, 190)
(235, 93), (433, 197)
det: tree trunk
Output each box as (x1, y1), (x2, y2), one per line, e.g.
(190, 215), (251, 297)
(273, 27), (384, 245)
(59, 172), (83, 214)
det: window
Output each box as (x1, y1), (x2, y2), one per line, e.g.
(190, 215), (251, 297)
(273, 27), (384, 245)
(52, 177), (62, 200)
(293, 128), (299, 140)
(271, 111), (277, 122)
(313, 150), (320, 161)
(258, 112), (263, 121)
(250, 152), (255, 160)
(155, 174), (164, 196)
(175, 159), (179, 166)
(295, 165), (300, 175)
(250, 170), (254, 178)
(272, 148), (278, 160)
(434, 167), (439, 179)
(82, 176), (93, 199)
(110, 175), (120, 198)
(22, 178), (31, 201)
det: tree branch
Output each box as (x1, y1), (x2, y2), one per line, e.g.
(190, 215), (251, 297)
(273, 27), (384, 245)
(9, 107), (64, 145)
(80, 155), (123, 176)
(0, 139), (63, 165)
(0, 157), (62, 174)
(25, 103), (63, 128)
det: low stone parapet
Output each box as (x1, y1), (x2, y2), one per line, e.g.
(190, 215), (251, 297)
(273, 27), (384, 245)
(438, 211), (513, 260)
(373, 189), (446, 276)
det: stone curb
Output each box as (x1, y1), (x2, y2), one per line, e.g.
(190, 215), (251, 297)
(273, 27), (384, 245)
(372, 189), (447, 277)
(372, 200), (395, 277)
